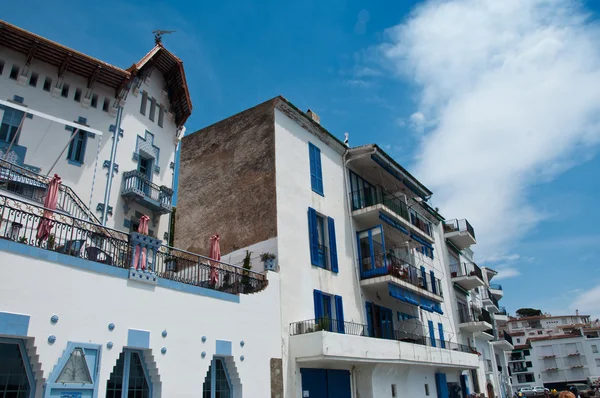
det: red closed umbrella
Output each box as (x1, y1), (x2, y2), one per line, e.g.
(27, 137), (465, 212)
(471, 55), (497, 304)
(36, 174), (61, 242)
(133, 215), (151, 270)
(209, 234), (221, 284)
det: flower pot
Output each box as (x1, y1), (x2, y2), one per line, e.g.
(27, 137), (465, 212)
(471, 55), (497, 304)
(264, 258), (276, 271)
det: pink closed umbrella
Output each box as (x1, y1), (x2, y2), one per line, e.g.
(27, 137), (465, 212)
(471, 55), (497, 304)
(36, 174), (61, 242)
(209, 234), (221, 284)
(133, 215), (151, 270)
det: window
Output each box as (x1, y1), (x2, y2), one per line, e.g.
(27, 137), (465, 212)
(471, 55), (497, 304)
(106, 350), (150, 398)
(148, 97), (156, 121)
(157, 104), (164, 127)
(517, 338), (521, 343)
(203, 357), (232, 398)
(43, 77), (52, 91)
(0, 107), (25, 143)
(308, 142), (324, 195)
(138, 156), (152, 179)
(91, 93), (98, 108)
(140, 91), (148, 115)
(74, 87), (82, 102)
(56, 347), (92, 383)
(307, 207), (338, 272)
(0, 341), (32, 396)
(314, 290), (345, 333)
(526, 361), (532, 368)
(9, 65), (19, 80)
(0, 59), (4, 75)
(596, 358), (600, 366)
(103, 98), (110, 112)
(392, 384), (397, 397)
(593, 345), (598, 354)
(537, 331), (543, 335)
(67, 129), (87, 164)
(524, 349), (530, 356)
(61, 83), (70, 98)
(424, 384), (430, 396)
(29, 71), (38, 87)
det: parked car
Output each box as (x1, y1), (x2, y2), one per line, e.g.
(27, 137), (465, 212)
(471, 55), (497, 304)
(533, 386), (549, 394)
(567, 383), (593, 397)
(519, 387), (536, 396)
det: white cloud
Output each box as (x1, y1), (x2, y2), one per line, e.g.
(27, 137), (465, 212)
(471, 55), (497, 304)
(494, 267), (521, 281)
(377, 0), (600, 258)
(569, 285), (600, 320)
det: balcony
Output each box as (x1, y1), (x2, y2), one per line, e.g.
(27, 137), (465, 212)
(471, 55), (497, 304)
(450, 262), (485, 290)
(476, 329), (495, 341)
(489, 283), (504, 299)
(491, 331), (514, 351)
(121, 170), (173, 215)
(0, 194), (268, 295)
(350, 187), (433, 243)
(458, 307), (493, 332)
(360, 252), (443, 302)
(443, 219), (476, 249)
(289, 318), (479, 368)
(495, 307), (509, 324)
(481, 288), (501, 313)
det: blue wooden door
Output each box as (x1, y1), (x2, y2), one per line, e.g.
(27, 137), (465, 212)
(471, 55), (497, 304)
(326, 370), (351, 398)
(301, 369), (327, 398)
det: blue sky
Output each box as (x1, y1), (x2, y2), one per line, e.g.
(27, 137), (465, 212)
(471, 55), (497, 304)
(4, 0), (600, 318)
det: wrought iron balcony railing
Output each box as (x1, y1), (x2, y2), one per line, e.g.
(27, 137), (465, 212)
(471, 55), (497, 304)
(289, 318), (474, 353)
(458, 307), (492, 324)
(490, 283), (503, 290)
(0, 194), (268, 295)
(122, 170), (173, 214)
(450, 261), (483, 280)
(482, 288), (500, 308)
(443, 218), (476, 239)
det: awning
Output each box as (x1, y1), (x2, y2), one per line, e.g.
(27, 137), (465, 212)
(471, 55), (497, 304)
(420, 304), (435, 313)
(410, 232), (433, 248)
(0, 167), (46, 188)
(0, 99), (104, 136)
(388, 284), (420, 307)
(379, 212), (409, 235)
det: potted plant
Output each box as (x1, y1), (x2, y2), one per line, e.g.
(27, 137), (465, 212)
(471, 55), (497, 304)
(47, 234), (56, 250)
(18, 236), (28, 244)
(260, 252), (277, 271)
(241, 250), (252, 293)
(315, 318), (331, 332)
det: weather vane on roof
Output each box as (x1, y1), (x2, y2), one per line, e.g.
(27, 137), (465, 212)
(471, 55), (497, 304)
(152, 30), (175, 44)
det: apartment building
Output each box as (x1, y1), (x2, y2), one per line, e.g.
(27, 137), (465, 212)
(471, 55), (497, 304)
(175, 97), (514, 398)
(0, 21), (279, 398)
(506, 314), (600, 391)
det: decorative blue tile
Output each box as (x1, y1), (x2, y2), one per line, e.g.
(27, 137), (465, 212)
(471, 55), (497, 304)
(50, 315), (59, 324)
(48, 335), (56, 344)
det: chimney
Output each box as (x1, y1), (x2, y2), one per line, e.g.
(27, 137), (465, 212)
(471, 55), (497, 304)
(576, 309), (579, 316)
(307, 109), (320, 124)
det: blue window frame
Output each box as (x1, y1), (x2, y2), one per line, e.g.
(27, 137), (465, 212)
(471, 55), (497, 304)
(349, 170), (378, 210)
(308, 142), (324, 195)
(438, 323), (446, 348)
(308, 208), (338, 272)
(428, 320), (436, 347)
(0, 106), (25, 144)
(0, 338), (35, 398)
(106, 349), (152, 398)
(357, 225), (386, 278)
(45, 341), (101, 397)
(365, 301), (394, 339)
(203, 357), (232, 398)
(67, 130), (88, 164)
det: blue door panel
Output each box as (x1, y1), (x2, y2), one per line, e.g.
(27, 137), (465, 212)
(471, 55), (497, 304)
(326, 370), (351, 398)
(301, 368), (327, 398)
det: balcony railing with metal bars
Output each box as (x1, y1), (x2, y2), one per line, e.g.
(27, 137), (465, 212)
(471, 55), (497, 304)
(350, 187), (433, 237)
(482, 288), (500, 308)
(0, 194), (268, 295)
(458, 307), (492, 324)
(498, 307), (508, 316)
(289, 318), (474, 354)
(360, 252), (443, 297)
(0, 158), (101, 223)
(450, 261), (483, 280)
(122, 170), (173, 213)
(500, 331), (514, 346)
(443, 218), (476, 239)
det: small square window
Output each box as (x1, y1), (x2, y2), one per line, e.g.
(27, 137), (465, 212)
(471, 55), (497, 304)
(29, 72), (38, 87)
(524, 349), (530, 356)
(0, 60), (4, 75)
(9, 65), (20, 80)
(74, 87), (82, 102)
(149, 97), (156, 121)
(596, 358), (600, 366)
(43, 77), (52, 92)
(593, 345), (598, 354)
(517, 338), (521, 343)
(158, 104), (164, 127)
(425, 384), (430, 396)
(61, 83), (70, 98)
(391, 384), (397, 397)
(102, 98), (110, 112)
(91, 94), (98, 108)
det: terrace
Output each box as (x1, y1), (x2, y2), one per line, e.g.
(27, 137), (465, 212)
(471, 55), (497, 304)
(443, 219), (476, 249)
(450, 261), (485, 290)
(0, 194), (268, 295)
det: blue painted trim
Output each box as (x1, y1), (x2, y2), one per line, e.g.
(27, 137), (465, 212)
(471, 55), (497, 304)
(67, 159), (83, 167)
(308, 142), (324, 196)
(0, 311), (30, 336)
(122, 350), (131, 395)
(127, 329), (150, 349)
(45, 342), (102, 398)
(379, 212), (409, 235)
(428, 320), (436, 347)
(215, 340), (232, 356)
(0, 239), (241, 303)
(210, 357), (216, 396)
(0, 338), (36, 398)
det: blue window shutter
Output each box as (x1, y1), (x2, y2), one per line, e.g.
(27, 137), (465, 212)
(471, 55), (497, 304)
(438, 323), (446, 348)
(428, 320), (436, 347)
(328, 217), (338, 273)
(460, 374), (470, 396)
(334, 295), (345, 333)
(365, 302), (373, 337)
(430, 270), (437, 294)
(308, 208), (319, 266)
(308, 142), (324, 195)
(313, 290), (323, 321)
(435, 373), (449, 398)
(421, 266), (428, 290)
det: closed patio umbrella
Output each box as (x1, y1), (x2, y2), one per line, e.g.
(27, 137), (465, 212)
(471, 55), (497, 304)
(133, 215), (151, 270)
(209, 234), (221, 285)
(36, 174), (61, 242)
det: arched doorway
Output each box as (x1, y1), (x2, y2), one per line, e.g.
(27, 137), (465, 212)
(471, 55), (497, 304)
(487, 382), (495, 398)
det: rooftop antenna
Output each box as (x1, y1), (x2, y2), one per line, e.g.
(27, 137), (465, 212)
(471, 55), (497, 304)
(152, 30), (175, 44)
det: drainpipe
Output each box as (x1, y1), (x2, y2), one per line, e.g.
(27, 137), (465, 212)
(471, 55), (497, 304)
(101, 105), (124, 226)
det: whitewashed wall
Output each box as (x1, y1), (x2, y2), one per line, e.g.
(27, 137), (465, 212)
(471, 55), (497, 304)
(0, 249), (281, 398)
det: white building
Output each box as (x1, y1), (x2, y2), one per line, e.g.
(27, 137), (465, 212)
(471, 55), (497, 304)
(174, 97), (514, 398)
(506, 314), (600, 391)
(0, 20), (281, 398)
